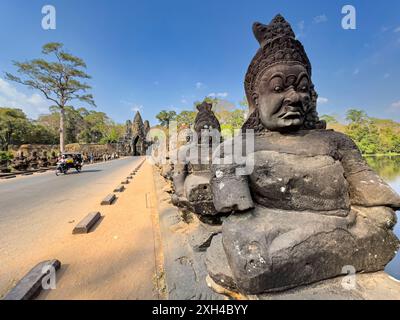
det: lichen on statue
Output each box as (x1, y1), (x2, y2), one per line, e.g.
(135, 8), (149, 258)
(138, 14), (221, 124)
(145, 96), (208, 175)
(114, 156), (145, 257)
(206, 14), (400, 295)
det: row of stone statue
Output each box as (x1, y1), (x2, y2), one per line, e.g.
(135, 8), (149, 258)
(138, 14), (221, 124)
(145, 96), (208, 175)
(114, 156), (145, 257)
(0, 151), (120, 173)
(159, 15), (400, 297)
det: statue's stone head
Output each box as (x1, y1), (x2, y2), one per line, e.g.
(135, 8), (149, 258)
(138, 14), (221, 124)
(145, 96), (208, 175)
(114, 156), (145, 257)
(194, 101), (221, 134)
(243, 14), (324, 132)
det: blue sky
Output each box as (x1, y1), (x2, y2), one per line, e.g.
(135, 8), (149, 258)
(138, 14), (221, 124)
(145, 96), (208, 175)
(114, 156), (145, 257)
(0, 0), (400, 125)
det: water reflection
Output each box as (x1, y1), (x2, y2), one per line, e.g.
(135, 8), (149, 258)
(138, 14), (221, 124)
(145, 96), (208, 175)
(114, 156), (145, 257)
(365, 155), (400, 280)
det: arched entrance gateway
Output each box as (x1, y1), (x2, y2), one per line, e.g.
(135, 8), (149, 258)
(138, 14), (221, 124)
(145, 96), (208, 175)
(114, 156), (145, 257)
(119, 112), (150, 156)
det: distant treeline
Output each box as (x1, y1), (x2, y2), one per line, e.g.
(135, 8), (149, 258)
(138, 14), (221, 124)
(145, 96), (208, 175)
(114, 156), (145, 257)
(321, 109), (400, 155)
(0, 106), (125, 151)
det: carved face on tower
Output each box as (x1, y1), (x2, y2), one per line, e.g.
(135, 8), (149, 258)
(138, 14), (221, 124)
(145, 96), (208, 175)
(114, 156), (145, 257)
(243, 15), (323, 132)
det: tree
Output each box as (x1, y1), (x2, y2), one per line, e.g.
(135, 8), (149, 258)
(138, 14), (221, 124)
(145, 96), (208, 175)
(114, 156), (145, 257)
(156, 110), (177, 127)
(5, 42), (96, 152)
(176, 111), (196, 129)
(320, 114), (338, 124)
(346, 109), (367, 124)
(0, 108), (30, 150)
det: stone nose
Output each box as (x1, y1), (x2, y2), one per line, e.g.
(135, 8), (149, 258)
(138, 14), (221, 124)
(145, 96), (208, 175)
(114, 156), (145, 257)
(283, 88), (301, 106)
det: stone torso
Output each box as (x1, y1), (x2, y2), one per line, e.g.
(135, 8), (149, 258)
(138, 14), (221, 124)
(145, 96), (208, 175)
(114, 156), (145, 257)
(248, 130), (351, 216)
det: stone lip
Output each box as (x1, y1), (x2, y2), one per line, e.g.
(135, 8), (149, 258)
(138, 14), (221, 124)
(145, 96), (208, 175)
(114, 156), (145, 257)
(73, 212), (101, 234)
(3, 260), (61, 300)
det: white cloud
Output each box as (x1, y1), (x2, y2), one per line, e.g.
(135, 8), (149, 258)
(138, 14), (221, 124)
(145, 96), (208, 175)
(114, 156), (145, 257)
(195, 82), (204, 89)
(313, 15), (328, 24)
(131, 105), (143, 113)
(317, 97), (329, 104)
(208, 92), (228, 98)
(297, 20), (305, 38)
(391, 100), (400, 109)
(0, 78), (50, 119)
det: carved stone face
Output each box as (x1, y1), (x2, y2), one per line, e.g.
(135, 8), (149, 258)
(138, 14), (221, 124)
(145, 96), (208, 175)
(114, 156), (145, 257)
(256, 63), (311, 131)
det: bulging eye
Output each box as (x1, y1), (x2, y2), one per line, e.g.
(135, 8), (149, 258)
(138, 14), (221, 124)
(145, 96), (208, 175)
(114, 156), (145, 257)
(274, 86), (283, 93)
(298, 85), (309, 93)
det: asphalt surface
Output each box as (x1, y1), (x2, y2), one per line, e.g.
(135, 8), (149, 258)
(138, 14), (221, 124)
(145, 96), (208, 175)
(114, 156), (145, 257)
(0, 156), (142, 295)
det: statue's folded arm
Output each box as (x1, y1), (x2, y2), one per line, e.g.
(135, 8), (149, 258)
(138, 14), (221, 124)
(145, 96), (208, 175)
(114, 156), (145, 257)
(337, 132), (400, 209)
(211, 163), (254, 213)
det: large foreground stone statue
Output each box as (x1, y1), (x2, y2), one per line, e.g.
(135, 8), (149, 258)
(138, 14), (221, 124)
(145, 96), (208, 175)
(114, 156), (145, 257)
(206, 14), (400, 295)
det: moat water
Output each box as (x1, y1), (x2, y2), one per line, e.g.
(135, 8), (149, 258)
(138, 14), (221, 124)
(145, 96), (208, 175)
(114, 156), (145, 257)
(365, 156), (400, 280)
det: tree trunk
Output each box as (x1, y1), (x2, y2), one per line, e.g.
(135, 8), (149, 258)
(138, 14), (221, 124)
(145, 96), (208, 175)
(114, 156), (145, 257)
(59, 106), (65, 153)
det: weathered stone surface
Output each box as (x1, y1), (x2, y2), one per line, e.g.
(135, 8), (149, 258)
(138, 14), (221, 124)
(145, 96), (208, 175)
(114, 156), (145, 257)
(153, 169), (223, 300)
(211, 165), (254, 213)
(3, 260), (61, 300)
(218, 207), (399, 294)
(347, 170), (400, 209)
(352, 205), (397, 229)
(204, 14), (400, 297)
(257, 272), (400, 300)
(160, 163), (173, 180)
(205, 234), (237, 291)
(189, 222), (222, 252)
(249, 151), (350, 214)
(101, 194), (116, 205)
(169, 100), (222, 217)
(119, 112), (150, 156)
(114, 185), (125, 192)
(73, 212), (101, 234)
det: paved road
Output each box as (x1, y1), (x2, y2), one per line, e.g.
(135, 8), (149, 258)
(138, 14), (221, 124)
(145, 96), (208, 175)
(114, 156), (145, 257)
(0, 157), (142, 296)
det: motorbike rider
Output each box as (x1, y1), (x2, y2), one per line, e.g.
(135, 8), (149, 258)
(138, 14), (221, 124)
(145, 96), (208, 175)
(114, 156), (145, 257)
(58, 154), (67, 171)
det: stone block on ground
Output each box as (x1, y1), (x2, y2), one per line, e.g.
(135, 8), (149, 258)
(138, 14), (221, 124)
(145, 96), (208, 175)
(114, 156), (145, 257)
(101, 194), (116, 205)
(3, 260), (61, 300)
(73, 212), (101, 234)
(1, 175), (16, 179)
(114, 185), (125, 192)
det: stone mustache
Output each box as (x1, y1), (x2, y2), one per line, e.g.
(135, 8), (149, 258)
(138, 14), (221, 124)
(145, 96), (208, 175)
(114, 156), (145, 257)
(204, 14), (400, 294)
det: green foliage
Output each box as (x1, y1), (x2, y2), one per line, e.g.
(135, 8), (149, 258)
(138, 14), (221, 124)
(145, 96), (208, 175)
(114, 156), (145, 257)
(336, 109), (400, 155)
(5, 42), (95, 109)
(5, 42), (96, 150)
(0, 106), (124, 148)
(176, 111), (196, 129)
(0, 151), (13, 161)
(155, 110), (177, 127)
(0, 108), (30, 150)
(346, 109), (368, 123)
(320, 114), (338, 124)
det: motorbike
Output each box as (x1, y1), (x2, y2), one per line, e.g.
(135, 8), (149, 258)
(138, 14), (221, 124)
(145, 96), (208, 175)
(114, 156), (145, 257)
(55, 153), (83, 176)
